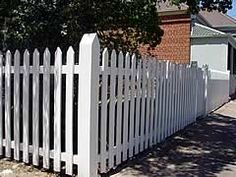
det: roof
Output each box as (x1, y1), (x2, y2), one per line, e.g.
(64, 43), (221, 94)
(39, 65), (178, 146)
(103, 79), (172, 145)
(197, 10), (236, 28)
(156, 0), (188, 13)
(191, 23), (226, 38)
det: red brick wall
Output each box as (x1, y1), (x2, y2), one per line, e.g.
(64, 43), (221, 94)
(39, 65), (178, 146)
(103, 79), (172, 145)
(139, 14), (191, 64)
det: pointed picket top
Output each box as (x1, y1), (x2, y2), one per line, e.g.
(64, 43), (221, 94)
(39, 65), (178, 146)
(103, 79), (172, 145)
(176, 63), (180, 71)
(162, 61), (167, 78)
(151, 58), (155, 76)
(14, 50), (20, 66)
(146, 58), (151, 79)
(43, 48), (50, 66)
(67, 46), (75, 66)
(6, 50), (11, 65)
(131, 54), (136, 70)
(23, 49), (30, 67)
(173, 62), (176, 74)
(125, 52), (130, 69)
(169, 62), (173, 79)
(179, 64), (183, 79)
(166, 60), (170, 79)
(118, 51), (124, 68)
(55, 47), (62, 66)
(111, 49), (116, 68)
(102, 48), (108, 69)
(33, 49), (40, 66)
(137, 57), (142, 79)
(14, 50), (20, 58)
(55, 47), (62, 56)
(24, 49), (29, 56)
(33, 48), (39, 57)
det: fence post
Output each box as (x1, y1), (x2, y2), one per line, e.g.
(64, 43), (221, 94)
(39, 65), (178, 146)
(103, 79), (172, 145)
(202, 64), (209, 116)
(78, 33), (99, 177)
(191, 61), (198, 121)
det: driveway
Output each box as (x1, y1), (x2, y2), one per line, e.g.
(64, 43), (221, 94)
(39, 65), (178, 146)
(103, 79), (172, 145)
(109, 100), (236, 177)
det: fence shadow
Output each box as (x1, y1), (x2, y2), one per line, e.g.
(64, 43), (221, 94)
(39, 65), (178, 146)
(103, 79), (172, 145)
(105, 113), (236, 177)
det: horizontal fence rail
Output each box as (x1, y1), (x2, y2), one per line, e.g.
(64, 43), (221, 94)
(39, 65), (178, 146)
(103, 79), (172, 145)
(0, 33), (229, 177)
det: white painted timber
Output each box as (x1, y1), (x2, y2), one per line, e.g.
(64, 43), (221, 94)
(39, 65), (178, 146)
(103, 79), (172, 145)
(14, 50), (20, 161)
(129, 54), (136, 157)
(100, 48), (108, 172)
(108, 50), (116, 168)
(122, 53), (130, 161)
(54, 47), (62, 171)
(134, 60), (141, 154)
(5, 50), (11, 158)
(43, 48), (50, 168)
(78, 34), (99, 177)
(65, 47), (74, 175)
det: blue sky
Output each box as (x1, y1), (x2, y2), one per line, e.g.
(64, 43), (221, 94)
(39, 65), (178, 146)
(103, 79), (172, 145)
(227, 0), (236, 18)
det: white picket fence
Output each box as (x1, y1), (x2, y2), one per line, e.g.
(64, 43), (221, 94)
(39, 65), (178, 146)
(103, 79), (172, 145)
(0, 33), (226, 177)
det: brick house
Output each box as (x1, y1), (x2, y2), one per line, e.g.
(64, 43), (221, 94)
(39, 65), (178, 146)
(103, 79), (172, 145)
(139, 0), (191, 64)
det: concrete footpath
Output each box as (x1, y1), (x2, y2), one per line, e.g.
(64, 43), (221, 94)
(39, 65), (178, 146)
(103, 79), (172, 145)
(110, 100), (236, 177)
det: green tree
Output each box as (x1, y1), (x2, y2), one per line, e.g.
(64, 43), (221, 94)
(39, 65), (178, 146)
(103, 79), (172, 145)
(0, 0), (233, 53)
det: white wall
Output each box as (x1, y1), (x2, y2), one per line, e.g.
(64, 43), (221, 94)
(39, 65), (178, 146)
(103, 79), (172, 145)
(207, 69), (230, 113)
(191, 38), (230, 112)
(191, 37), (228, 72)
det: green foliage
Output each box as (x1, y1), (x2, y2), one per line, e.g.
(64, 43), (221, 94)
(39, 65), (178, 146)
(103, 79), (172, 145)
(0, 0), (233, 53)
(172, 0), (233, 14)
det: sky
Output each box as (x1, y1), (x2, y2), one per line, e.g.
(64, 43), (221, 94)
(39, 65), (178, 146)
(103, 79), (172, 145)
(227, 0), (236, 18)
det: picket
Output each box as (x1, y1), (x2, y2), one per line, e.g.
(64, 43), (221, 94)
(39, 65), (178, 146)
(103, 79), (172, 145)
(140, 59), (147, 151)
(100, 48), (108, 172)
(134, 60), (141, 154)
(108, 50), (116, 168)
(5, 50), (11, 158)
(65, 47), (75, 175)
(157, 63), (164, 142)
(145, 59), (151, 149)
(129, 54), (136, 157)
(149, 59), (155, 146)
(54, 47), (62, 171)
(23, 50), (30, 163)
(176, 65), (181, 131)
(33, 49), (40, 165)
(122, 53), (130, 161)
(14, 50), (20, 161)
(116, 51), (124, 165)
(43, 48), (50, 169)
(165, 62), (169, 139)
(168, 63), (173, 136)
(174, 64), (178, 132)
(0, 33), (222, 176)
(154, 61), (160, 144)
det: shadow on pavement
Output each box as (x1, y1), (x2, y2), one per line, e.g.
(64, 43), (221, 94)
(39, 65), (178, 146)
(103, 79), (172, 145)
(106, 113), (236, 177)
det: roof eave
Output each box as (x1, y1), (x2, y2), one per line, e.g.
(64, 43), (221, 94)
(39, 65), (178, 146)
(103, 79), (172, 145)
(158, 9), (188, 16)
(191, 35), (228, 39)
